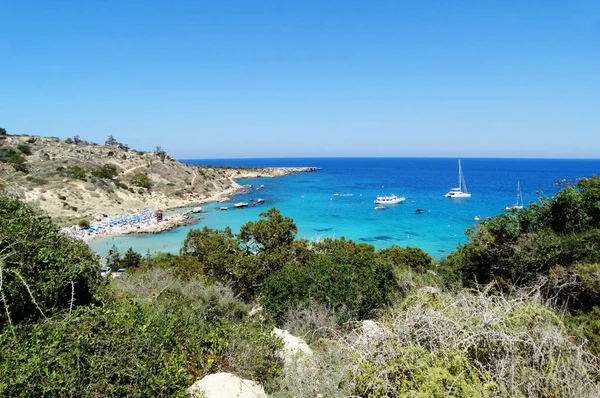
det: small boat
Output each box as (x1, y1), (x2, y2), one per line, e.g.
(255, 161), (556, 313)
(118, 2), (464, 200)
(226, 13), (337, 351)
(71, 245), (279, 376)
(260, 185), (265, 189)
(333, 193), (339, 196)
(374, 205), (385, 211)
(249, 198), (254, 201)
(474, 216), (482, 222)
(233, 202), (249, 208)
(257, 198), (264, 203)
(415, 208), (424, 214)
(506, 181), (524, 210)
(374, 194), (405, 204)
(220, 206), (228, 211)
(445, 160), (471, 198)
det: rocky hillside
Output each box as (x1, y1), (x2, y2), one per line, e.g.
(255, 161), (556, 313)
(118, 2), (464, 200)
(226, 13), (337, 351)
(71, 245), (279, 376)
(0, 134), (316, 222)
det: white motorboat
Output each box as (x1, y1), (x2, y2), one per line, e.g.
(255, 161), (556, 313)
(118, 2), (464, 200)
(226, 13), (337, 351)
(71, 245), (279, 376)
(374, 205), (385, 211)
(233, 202), (249, 208)
(505, 181), (524, 210)
(220, 206), (228, 211)
(445, 160), (471, 198)
(374, 194), (405, 204)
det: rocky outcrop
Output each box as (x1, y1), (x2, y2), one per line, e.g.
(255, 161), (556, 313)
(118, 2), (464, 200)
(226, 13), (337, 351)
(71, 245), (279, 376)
(186, 373), (266, 398)
(272, 327), (313, 369)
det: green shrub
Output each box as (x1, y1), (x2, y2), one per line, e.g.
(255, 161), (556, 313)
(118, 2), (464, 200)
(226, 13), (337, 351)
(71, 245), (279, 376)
(0, 196), (105, 327)
(564, 306), (600, 356)
(261, 240), (396, 324)
(25, 175), (48, 185)
(17, 143), (31, 155)
(131, 173), (152, 189)
(113, 179), (128, 190)
(69, 165), (87, 180)
(90, 164), (118, 179)
(78, 219), (90, 229)
(0, 147), (27, 172)
(376, 245), (434, 273)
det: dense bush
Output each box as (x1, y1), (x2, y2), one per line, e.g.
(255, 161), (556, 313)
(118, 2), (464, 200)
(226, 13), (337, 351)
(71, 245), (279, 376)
(376, 244), (434, 273)
(182, 209), (299, 299)
(17, 143), (31, 155)
(0, 147), (27, 172)
(261, 238), (396, 323)
(91, 163), (118, 179)
(78, 219), (90, 229)
(0, 269), (283, 396)
(69, 165), (87, 180)
(0, 196), (104, 327)
(131, 172), (152, 189)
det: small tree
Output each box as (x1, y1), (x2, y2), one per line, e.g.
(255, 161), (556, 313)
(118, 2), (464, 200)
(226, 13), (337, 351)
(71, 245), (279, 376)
(0, 127), (6, 136)
(121, 248), (142, 269)
(155, 146), (167, 162)
(73, 135), (82, 145)
(105, 135), (118, 146)
(106, 245), (121, 269)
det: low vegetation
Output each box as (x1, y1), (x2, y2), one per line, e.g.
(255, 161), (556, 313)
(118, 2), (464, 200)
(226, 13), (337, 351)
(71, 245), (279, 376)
(131, 172), (152, 189)
(1, 176), (600, 396)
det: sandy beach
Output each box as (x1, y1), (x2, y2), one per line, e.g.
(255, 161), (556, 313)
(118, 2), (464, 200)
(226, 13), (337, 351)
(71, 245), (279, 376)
(62, 166), (319, 241)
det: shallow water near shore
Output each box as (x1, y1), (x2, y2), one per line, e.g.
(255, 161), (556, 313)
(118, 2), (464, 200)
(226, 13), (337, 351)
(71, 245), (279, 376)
(89, 157), (600, 260)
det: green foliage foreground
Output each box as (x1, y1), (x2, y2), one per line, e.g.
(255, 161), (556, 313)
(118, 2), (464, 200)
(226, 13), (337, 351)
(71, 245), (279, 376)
(0, 196), (104, 327)
(2, 175), (600, 397)
(0, 269), (282, 397)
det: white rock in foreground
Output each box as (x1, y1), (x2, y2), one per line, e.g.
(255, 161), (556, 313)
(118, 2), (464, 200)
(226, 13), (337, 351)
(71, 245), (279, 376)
(186, 372), (266, 398)
(271, 327), (313, 368)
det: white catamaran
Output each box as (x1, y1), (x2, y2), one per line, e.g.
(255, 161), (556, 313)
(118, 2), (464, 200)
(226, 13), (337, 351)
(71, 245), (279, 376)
(505, 181), (524, 210)
(445, 160), (471, 198)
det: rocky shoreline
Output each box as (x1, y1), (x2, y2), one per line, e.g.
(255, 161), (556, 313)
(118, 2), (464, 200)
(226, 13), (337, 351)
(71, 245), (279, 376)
(78, 166), (319, 241)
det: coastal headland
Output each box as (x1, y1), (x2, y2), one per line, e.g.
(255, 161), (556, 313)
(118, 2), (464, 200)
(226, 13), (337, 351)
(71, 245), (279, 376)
(0, 134), (319, 237)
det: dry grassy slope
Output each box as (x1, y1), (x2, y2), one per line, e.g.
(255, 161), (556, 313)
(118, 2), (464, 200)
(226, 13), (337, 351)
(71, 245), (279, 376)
(0, 135), (246, 222)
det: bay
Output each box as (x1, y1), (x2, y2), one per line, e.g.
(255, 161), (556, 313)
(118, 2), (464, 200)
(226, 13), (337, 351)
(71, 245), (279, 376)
(89, 157), (600, 259)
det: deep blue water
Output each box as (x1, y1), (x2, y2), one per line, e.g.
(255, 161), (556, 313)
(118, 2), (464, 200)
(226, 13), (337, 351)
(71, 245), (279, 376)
(89, 158), (599, 259)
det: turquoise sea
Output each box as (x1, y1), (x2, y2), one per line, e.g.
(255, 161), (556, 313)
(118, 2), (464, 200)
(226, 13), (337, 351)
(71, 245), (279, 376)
(89, 158), (599, 260)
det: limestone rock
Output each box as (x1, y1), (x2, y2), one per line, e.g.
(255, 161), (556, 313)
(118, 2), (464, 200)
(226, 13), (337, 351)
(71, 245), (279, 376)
(186, 372), (266, 398)
(419, 286), (440, 295)
(272, 327), (313, 368)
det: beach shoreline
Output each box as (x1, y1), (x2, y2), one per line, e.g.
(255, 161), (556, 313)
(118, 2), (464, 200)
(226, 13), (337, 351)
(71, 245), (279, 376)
(74, 166), (319, 242)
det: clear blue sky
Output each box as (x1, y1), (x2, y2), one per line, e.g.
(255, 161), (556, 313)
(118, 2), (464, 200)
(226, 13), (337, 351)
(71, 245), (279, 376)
(1, 1), (599, 158)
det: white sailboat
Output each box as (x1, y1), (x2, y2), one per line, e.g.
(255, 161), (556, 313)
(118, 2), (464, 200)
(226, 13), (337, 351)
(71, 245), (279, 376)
(445, 160), (471, 198)
(505, 181), (524, 210)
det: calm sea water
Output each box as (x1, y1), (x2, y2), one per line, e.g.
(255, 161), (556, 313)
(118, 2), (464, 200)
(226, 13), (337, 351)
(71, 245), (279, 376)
(89, 158), (599, 259)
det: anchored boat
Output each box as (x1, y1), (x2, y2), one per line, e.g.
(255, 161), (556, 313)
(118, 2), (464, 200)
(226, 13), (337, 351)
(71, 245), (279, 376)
(374, 194), (405, 204)
(445, 160), (471, 198)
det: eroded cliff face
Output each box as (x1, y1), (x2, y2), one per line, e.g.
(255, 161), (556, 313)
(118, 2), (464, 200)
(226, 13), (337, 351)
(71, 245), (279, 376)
(0, 135), (316, 222)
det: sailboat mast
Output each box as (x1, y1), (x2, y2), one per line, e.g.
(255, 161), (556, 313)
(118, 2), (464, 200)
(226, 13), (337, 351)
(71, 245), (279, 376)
(458, 160), (462, 190)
